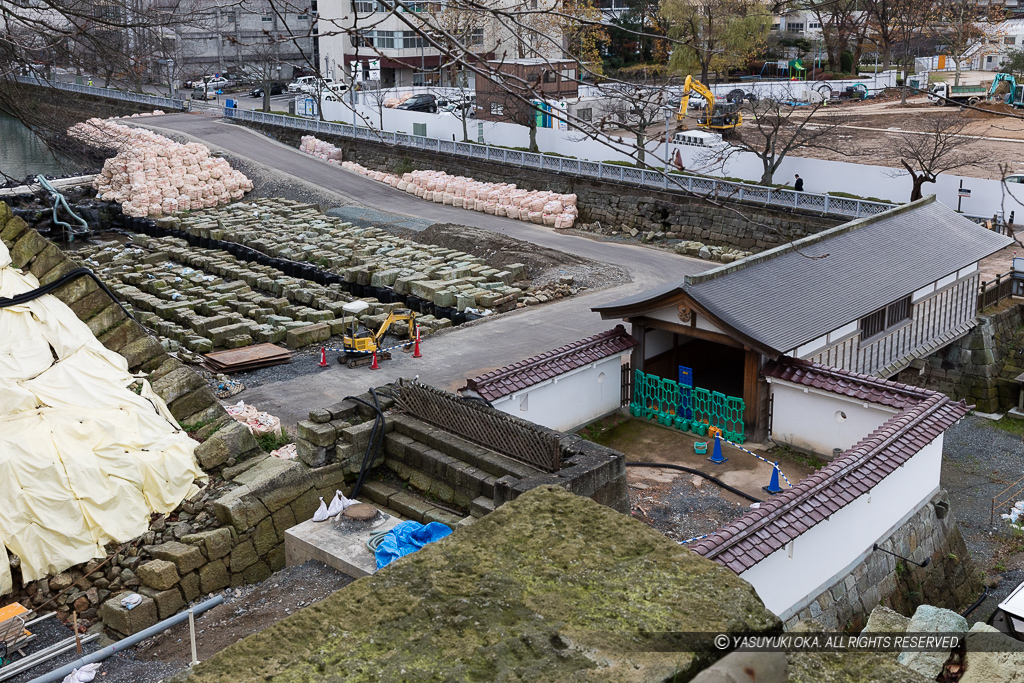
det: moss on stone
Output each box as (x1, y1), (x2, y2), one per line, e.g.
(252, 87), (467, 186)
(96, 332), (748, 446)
(184, 486), (780, 682)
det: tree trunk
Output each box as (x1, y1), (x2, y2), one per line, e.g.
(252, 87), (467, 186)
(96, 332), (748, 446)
(901, 85), (908, 105)
(700, 63), (709, 86)
(910, 175), (927, 201)
(636, 129), (645, 166)
(461, 109), (469, 142)
(529, 119), (538, 153)
(954, 64), (962, 87)
(882, 47), (892, 71)
(760, 161), (773, 186)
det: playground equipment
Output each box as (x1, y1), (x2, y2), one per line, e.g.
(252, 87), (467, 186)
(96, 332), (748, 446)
(677, 75), (743, 133)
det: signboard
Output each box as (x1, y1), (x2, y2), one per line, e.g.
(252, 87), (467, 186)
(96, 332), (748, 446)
(958, 188), (971, 198)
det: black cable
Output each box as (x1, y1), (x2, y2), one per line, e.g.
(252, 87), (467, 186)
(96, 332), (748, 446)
(0, 267), (134, 321)
(344, 389), (387, 499)
(625, 462), (763, 504)
(961, 586), (990, 618)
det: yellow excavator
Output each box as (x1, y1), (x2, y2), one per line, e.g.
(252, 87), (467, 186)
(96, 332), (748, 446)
(677, 75), (743, 132)
(339, 300), (418, 368)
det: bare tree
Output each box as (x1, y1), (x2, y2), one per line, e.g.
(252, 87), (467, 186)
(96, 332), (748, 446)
(887, 111), (977, 201)
(597, 70), (676, 167)
(929, 0), (987, 88)
(704, 89), (855, 186)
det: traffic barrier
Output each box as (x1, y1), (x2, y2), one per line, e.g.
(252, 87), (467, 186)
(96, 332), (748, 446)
(631, 369), (745, 441)
(707, 433), (728, 464)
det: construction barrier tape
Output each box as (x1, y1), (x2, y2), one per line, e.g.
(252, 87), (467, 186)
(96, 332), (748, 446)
(325, 339), (417, 355)
(678, 533), (715, 545)
(722, 437), (794, 488)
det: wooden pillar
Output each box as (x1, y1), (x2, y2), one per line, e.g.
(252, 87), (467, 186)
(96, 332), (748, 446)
(630, 321), (645, 374)
(743, 348), (761, 435)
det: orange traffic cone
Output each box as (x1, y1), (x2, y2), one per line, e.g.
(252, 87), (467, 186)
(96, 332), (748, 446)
(370, 349), (379, 370)
(318, 347), (328, 367)
(412, 326), (422, 358)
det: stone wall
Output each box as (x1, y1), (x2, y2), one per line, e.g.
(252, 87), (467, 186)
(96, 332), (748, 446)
(233, 120), (843, 253)
(782, 490), (980, 632)
(896, 304), (1024, 413)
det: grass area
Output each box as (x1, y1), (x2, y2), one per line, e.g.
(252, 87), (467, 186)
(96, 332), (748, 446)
(992, 415), (1024, 437)
(769, 443), (828, 471)
(257, 431), (292, 453)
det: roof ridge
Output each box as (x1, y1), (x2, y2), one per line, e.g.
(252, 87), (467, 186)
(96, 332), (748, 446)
(470, 326), (631, 384)
(693, 392), (952, 562)
(682, 196), (936, 287)
(765, 356), (939, 401)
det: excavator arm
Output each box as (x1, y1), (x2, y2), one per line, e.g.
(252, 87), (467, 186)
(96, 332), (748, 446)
(677, 75), (723, 122)
(373, 310), (418, 345)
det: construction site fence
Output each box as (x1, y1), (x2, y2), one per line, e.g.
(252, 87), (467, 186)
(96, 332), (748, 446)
(631, 369), (746, 443)
(14, 75), (995, 224)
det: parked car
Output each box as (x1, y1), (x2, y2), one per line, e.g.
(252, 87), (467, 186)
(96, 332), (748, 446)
(192, 86), (218, 101)
(250, 83), (285, 97)
(321, 84), (351, 102)
(299, 78), (339, 95)
(288, 76), (318, 93)
(397, 94), (438, 113)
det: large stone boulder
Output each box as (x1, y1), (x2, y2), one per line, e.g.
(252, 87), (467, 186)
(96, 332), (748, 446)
(181, 485), (782, 682)
(961, 622), (1024, 683)
(863, 605), (911, 634)
(896, 605), (968, 678)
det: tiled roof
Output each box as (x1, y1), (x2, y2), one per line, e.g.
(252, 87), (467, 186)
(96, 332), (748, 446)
(762, 356), (937, 410)
(689, 391), (971, 574)
(593, 197), (1011, 354)
(464, 325), (637, 401)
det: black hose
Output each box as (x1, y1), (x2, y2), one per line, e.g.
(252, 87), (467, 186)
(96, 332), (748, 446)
(625, 462), (763, 504)
(344, 389), (386, 499)
(0, 266), (135, 321)
(961, 586), (990, 618)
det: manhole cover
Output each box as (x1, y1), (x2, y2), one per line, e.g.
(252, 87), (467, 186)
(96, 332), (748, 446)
(343, 504), (378, 521)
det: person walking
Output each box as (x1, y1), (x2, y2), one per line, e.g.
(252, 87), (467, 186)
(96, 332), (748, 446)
(794, 174), (804, 192)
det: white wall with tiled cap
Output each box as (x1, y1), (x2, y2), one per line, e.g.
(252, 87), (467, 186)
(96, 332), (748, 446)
(739, 435), (943, 619)
(487, 353), (629, 432)
(767, 379), (900, 458)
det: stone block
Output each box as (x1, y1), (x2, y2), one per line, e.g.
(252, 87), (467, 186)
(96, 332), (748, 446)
(285, 322), (331, 348)
(99, 594), (158, 636)
(179, 572), (200, 602)
(152, 588), (186, 620)
(151, 541), (206, 575)
(182, 528), (234, 561)
(297, 439), (328, 468)
(195, 420), (259, 470)
(0, 215), (29, 243)
(289, 488), (321, 523)
(137, 560), (179, 591)
(254, 518), (278, 556)
(389, 492), (436, 521)
(272, 505), (297, 541)
(9, 229), (48, 269)
(199, 559), (230, 594)
(213, 489), (271, 534)
(229, 540), (259, 573)
(151, 367), (205, 405)
(297, 420), (337, 447)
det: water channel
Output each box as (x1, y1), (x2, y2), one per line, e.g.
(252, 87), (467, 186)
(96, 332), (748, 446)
(0, 112), (82, 182)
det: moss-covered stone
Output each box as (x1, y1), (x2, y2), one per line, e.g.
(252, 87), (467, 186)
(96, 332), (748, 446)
(182, 486), (781, 683)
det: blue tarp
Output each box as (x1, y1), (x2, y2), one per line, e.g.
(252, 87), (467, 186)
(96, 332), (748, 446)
(375, 521), (453, 570)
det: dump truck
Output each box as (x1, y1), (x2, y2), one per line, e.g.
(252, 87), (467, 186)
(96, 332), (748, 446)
(928, 82), (989, 105)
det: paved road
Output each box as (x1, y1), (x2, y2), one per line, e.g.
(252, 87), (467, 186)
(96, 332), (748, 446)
(139, 114), (708, 427)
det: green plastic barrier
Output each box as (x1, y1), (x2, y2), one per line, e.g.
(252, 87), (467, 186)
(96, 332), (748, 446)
(629, 369), (745, 442)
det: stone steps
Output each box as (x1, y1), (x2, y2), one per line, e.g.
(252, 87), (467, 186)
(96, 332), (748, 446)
(360, 480), (466, 528)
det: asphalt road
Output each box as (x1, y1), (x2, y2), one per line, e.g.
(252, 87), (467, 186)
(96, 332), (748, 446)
(138, 113), (709, 426)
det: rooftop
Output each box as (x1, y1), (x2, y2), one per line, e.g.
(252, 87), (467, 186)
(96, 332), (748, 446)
(463, 325), (636, 402)
(593, 197), (1012, 355)
(689, 358), (971, 573)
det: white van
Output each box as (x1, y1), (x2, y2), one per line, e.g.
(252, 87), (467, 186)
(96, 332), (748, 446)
(287, 76), (317, 93)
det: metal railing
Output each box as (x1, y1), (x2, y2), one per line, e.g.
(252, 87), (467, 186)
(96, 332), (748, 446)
(14, 74), (187, 111)
(223, 108), (897, 219)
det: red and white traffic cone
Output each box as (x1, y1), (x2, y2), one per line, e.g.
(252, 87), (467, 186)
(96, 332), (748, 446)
(370, 349), (379, 370)
(318, 347), (328, 367)
(412, 326), (422, 358)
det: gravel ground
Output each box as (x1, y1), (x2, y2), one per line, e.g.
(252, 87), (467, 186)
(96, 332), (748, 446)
(326, 206), (433, 232)
(9, 561), (351, 683)
(629, 475), (751, 544)
(941, 414), (1024, 623)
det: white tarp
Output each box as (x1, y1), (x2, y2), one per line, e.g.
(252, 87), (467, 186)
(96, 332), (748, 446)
(0, 240), (205, 594)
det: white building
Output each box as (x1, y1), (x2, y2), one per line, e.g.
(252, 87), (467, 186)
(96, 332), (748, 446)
(963, 19), (1024, 71)
(461, 326), (636, 432)
(314, 0), (566, 88)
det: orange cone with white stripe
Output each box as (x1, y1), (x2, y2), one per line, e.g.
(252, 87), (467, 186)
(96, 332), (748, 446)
(318, 347), (328, 367)
(412, 326), (422, 358)
(370, 349), (379, 370)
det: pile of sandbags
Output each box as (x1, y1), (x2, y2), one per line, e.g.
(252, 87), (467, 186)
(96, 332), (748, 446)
(68, 118), (252, 218)
(338, 158), (579, 229)
(384, 93), (414, 108)
(299, 135), (343, 163)
(225, 400), (282, 438)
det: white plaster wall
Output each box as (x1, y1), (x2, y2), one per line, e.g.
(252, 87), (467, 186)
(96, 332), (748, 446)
(769, 381), (898, 457)
(488, 355), (625, 431)
(738, 435), (943, 618)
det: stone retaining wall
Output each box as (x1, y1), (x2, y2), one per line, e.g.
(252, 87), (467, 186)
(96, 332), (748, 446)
(234, 120), (843, 253)
(896, 304), (1024, 413)
(783, 490), (979, 632)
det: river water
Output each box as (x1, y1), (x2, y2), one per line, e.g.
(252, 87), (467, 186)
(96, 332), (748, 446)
(0, 112), (81, 182)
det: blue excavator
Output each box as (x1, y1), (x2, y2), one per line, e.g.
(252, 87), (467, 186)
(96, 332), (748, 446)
(989, 72), (1024, 108)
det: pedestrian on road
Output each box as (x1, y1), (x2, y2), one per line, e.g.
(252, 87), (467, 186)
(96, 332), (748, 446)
(87, 79), (92, 87)
(794, 174), (804, 192)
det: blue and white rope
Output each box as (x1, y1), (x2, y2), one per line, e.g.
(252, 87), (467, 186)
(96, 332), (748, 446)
(678, 532), (715, 545)
(721, 437), (794, 488)
(324, 339), (417, 355)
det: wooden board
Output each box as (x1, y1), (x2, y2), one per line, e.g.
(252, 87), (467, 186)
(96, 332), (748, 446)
(204, 344), (293, 373)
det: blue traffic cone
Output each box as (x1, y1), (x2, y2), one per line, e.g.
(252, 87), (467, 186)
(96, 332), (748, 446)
(763, 461), (783, 495)
(707, 433), (727, 464)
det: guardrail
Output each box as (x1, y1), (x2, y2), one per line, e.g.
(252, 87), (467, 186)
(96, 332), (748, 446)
(14, 74), (187, 111)
(224, 108), (896, 219)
